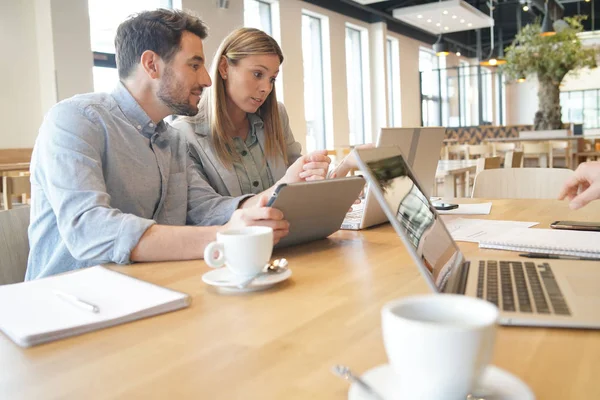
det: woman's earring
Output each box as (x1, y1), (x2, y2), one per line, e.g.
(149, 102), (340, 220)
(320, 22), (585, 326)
(223, 74), (227, 79)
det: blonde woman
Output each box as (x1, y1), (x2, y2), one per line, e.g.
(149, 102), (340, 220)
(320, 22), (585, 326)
(173, 28), (330, 199)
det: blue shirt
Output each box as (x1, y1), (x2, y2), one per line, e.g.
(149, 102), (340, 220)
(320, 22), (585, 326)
(26, 83), (247, 280)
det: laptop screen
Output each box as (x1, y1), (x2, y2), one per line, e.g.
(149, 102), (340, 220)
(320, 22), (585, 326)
(359, 150), (466, 293)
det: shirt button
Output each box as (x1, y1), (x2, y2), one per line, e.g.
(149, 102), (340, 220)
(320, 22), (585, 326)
(241, 150), (248, 156)
(252, 181), (259, 187)
(136, 125), (142, 130)
(149, 123), (154, 128)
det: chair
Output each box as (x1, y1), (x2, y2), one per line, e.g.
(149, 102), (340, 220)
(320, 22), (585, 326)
(2, 175), (31, 210)
(504, 151), (524, 168)
(492, 142), (516, 157)
(0, 206), (30, 285)
(551, 141), (571, 169)
(446, 144), (469, 160)
(521, 142), (553, 168)
(466, 144), (492, 159)
(472, 168), (574, 199)
(474, 156), (502, 175)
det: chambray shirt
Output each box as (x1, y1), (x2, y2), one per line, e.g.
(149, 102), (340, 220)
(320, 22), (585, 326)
(231, 116), (275, 195)
(26, 83), (247, 280)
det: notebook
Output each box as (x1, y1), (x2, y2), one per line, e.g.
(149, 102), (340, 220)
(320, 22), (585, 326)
(0, 266), (191, 347)
(479, 228), (600, 258)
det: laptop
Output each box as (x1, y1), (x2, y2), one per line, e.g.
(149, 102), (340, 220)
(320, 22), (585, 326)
(341, 127), (446, 230)
(353, 145), (600, 329)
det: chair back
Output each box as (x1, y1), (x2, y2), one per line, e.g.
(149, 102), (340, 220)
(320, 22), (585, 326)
(447, 144), (469, 160)
(472, 168), (574, 199)
(504, 151), (524, 168)
(0, 206), (30, 285)
(492, 142), (516, 156)
(475, 156), (502, 175)
(466, 144), (492, 159)
(2, 175), (31, 210)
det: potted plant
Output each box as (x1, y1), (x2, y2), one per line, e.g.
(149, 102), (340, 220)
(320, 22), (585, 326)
(502, 16), (598, 130)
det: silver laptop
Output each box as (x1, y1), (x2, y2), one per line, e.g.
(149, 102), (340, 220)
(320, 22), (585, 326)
(341, 127), (446, 230)
(354, 145), (600, 329)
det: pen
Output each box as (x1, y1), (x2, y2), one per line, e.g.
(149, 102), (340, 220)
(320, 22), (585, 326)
(54, 290), (100, 313)
(519, 253), (600, 262)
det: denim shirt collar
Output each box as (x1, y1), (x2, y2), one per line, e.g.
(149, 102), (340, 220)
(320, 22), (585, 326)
(111, 82), (167, 138)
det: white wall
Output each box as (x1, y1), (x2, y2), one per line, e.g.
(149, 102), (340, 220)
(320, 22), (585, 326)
(0, 0), (43, 148)
(0, 0), (93, 149)
(394, 34), (425, 127)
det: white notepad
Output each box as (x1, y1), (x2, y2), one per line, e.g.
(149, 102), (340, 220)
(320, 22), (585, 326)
(479, 228), (600, 258)
(0, 266), (190, 347)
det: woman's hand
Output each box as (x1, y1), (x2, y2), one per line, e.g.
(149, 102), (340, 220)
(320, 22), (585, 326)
(280, 150), (331, 184)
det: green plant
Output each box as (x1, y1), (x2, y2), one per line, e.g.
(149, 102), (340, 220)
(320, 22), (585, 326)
(502, 16), (598, 130)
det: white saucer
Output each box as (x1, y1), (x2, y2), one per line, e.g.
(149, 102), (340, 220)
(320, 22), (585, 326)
(348, 363), (534, 400)
(202, 267), (292, 293)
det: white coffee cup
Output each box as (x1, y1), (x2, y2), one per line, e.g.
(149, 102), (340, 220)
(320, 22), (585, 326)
(381, 294), (499, 400)
(204, 226), (273, 277)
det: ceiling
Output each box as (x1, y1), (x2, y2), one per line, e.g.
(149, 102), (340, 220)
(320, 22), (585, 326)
(301, 0), (600, 58)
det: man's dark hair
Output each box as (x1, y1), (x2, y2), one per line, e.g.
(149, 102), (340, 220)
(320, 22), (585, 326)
(115, 9), (208, 80)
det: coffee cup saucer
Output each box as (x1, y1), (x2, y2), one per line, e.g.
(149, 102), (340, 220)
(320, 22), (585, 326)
(348, 363), (534, 400)
(202, 267), (292, 293)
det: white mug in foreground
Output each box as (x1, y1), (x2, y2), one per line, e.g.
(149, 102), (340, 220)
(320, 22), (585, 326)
(381, 294), (499, 400)
(203, 226), (273, 277)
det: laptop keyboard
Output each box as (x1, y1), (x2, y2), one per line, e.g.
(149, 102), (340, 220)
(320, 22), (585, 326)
(476, 260), (571, 316)
(344, 204), (364, 221)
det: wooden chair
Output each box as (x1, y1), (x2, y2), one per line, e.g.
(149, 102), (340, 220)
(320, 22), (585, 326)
(475, 156), (502, 175)
(504, 151), (524, 168)
(551, 141), (571, 169)
(492, 142), (516, 157)
(521, 142), (553, 168)
(0, 206), (30, 285)
(472, 168), (574, 199)
(2, 175), (31, 210)
(446, 144), (469, 160)
(466, 144), (492, 159)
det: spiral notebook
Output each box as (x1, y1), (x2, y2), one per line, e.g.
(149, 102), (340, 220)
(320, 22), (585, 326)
(479, 228), (600, 258)
(0, 266), (191, 347)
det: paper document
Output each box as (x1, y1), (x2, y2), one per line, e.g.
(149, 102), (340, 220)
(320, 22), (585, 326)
(437, 203), (493, 215)
(445, 218), (538, 243)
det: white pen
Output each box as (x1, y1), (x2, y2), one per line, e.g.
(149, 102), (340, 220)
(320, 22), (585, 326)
(53, 290), (100, 313)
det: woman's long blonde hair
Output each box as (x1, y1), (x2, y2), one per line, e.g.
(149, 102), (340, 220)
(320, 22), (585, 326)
(188, 27), (286, 168)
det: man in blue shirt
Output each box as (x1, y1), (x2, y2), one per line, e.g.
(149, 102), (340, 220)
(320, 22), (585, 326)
(26, 9), (289, 279)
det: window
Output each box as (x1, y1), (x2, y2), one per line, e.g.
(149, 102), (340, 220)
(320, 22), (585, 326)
(345, 26), (368, 144)
(561, 89), (600, 129)
(458, 61), (473, 126)
(481, 68), (493, 124)
(386, 37), (401, 127)
(302, 13), (327, 152)
(244, 0), (283, 100)
(88, 0), (173, 93)
(244, 0), (272, 35)
(419, 48), (440, 127)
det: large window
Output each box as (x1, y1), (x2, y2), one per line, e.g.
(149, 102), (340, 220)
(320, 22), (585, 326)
(386, 37), (401, 127)
(481, 68), (493, 124)
(88, 0), (173, 93)
(561, 89), (600, 129)
(345, 26), (368, 145)
(419, 49), (441, 127)
(244, 0), (272, 35)
(458, 61), (473, 126)
(302, 13), (327, 152)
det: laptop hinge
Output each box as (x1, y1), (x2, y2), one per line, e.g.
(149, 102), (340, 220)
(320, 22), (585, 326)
(456, 261), (470, 295)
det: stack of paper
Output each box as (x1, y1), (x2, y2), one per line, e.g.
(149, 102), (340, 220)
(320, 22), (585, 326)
(445, 218), (538, 243)
(0, 266), (190, 347)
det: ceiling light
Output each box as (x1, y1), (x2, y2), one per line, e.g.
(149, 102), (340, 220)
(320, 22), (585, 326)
(427, 19), (432, 22)
(468, 23), (473, 27)
(443, 10), (448, 14)
(541, 5), (556, 36)
(436, 22), (441, 26)
(522, 5), (529, 11)
(417, 14), (423, 18)
(452, 15), (457, 19)
(433, 36), (450, 57)
(585, 0), (590, 2)
(517, 76), (526, 83)
(444, 26), (449, 31)
(460, 19), (465, 23)
(456, 50), (462, 56)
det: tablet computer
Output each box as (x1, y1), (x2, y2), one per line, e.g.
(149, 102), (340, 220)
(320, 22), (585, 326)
(267, 176), (366, 248)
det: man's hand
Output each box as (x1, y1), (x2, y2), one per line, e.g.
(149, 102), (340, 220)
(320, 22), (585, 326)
(558, 161), (600, 210)
(280, 150), (331, 184)
(224, 195), (290, 244)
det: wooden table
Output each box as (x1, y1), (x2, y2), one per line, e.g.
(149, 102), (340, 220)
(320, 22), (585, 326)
(435, 159), (478, 198)
(2, 199), (600, 399)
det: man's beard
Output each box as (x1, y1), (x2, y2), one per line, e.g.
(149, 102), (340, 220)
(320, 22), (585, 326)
(157, 67), (200, 116)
